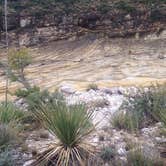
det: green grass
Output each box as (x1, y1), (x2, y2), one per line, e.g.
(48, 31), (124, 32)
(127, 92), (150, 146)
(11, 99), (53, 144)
(111, 111), (140, 132)
(0, 102), (24, 125)
(127, 148), (164, 166)
(0, 124), (19, 150)
(0, 102), (24, 150)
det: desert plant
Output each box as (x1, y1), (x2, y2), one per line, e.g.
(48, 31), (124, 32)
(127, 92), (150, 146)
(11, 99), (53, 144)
(0, 124), (18, 150)
(100, 147), (116, 162)
(0, 102), (24, 125)
(14, 86), (40, 98)
(120, 84), (166, 130)
(0, 148), (15, 166)
(8, 48), (32, 90)
(26, 89), (64, 112)
(86, 83), (98, 91)
(158, 109), (166, 127)
(114, 1), (136, 13)
(110, 111), (140, 131)
(127, 148), (164, 166)
(31, 100), (96, 166)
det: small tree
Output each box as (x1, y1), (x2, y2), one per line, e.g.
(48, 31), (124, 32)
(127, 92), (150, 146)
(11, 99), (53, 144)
(8, 48), (32, 90)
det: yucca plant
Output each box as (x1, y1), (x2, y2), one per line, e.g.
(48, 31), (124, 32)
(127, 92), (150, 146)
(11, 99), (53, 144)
(32, 100), (96, 166)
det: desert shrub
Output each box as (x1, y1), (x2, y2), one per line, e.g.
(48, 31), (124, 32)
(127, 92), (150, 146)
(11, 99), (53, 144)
(111, 111), (141, 131)
(114, 1), (136, 13)
(0, 124), (18, 150)
(26, 89), (64, 112)
(127, 148), (164, 166)
(0, 148), (15, 166)
(86, 83), (98, 91)
(100, 147), (116, 162)
(8, 48), (31, 71)
(158, 127), (166, 137)
(0, 102), (24, 125)
(136, 0), (166, 6)
(15, 86), (40, 98)
(120, 84), (166, 130)
(158, 109), (166, 127)
(97, 1), (112, 14)
(7, 48), (32, 89)
(31, 100), (96, 165)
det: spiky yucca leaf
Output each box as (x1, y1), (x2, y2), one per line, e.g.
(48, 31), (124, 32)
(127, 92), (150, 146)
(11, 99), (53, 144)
(32, 101), (96, 166)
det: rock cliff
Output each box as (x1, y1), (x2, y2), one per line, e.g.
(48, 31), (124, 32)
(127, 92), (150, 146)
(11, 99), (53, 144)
(0, 0), (165, 46)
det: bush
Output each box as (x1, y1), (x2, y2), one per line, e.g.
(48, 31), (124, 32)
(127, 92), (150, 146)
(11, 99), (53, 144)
(86, 83), (98, 91)
(111, 111), (140, 131)
(0, 148), (15, 166)
(0, 124), (18, 150)
(26, 89), (64, 111)
(114, 1), (136, 13)
(100, 147), (116, 162)
(120, 84), (166, 130)
(31, 100), (96, 165)
(127, 148), (164, 166)
(15, 86), (40, 98)
(0, 102), (24, 125)
(7, 48), (32, 89)
(8, 48), (31, 71)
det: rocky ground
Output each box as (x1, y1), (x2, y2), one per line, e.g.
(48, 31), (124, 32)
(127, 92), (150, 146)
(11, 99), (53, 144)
(12, 85), (166, 165)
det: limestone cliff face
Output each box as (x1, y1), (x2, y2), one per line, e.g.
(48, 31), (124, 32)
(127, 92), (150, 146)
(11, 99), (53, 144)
(0, 0), (165, 46)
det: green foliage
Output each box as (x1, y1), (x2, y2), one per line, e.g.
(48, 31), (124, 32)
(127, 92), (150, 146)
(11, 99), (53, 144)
(0, 102), (24, 125)
(127, 148), (164, 166)
(135, 0), (166, 6)
(32, 100), (95, 165)
(8, 48), (31, 70)
(111, 111), (140, 131)
(114, 1), (136, 13)
(6, 48), (32, 89)
(0, 124), (18, 150)
(86, 83), (98, 91)
(119, 84), (166, 130)
(100, 147), (115, 162)
(15, 86), (40, 98)
(26, 89), (64, 112)
(0, 148), (15, 166)
(0, 102), (23, 151)
(97, 1), (112, 14)
(158, 109), (166, 127)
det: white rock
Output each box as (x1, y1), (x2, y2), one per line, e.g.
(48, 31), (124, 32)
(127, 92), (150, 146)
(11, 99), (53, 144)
(117, 148), (127, 156)
(155, 137), (166, 143)
(59, 85), (76, 94)
(23, 160), (35, 166)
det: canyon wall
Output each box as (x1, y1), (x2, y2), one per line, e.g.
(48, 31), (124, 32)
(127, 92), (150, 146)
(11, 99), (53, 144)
(0, 0), (165, 46)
